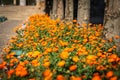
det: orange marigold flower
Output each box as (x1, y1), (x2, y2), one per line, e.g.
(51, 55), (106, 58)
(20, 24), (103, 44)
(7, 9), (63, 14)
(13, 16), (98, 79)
(46, 48), (52, 53)
(82, 23), (87, 27)
(92, 75), (101, 80)
(114, 35), (119, 39)
(69, 65), (77, 71)
(0, 61), (7, 69)
(57, 60), (65, 67)
(60, 51), (69, 59)
(97, 52), (102, 57)
(108, 38), (113, 42)
(31, 59), (40, 67)
(15, 65), (28, 77)
(72, 56), (79, 62)
(43, 61), (50, 67)
(110, 76), (118, 80)
(70, 76), (82, 80)
(108, 48), (113, 52)
(86, 55), (97, 61)
(106, 71), (113, 78)
(56, 75), (65, 80)
(43, 69), (51, 77)
(7, 69), (15, 78)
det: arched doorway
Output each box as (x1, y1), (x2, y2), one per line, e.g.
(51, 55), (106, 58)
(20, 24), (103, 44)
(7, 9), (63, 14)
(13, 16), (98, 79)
(90, 0), (105, 24)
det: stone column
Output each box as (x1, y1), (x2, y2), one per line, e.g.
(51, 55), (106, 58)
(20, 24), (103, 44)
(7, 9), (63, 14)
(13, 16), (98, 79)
(57, 0), (64, 19)
(36, 0), (40, 7)
(65, 0), (73, 21)
(51, 0), (58, 19)
(40, 0), (46, 12)
(77, 0), (90, 25)
(20, 0), (26, 6)
(13, 0), (16, 5)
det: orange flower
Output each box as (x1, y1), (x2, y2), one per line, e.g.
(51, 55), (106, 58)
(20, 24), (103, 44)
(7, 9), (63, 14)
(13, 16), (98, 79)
(32, 51), (40, 58)
(70, 76), (82, 80)
(97, 52), (102, 57)
(60, 51), (69, 59)
(72, 56), (79, 62)
(69, 65), (77, 71)
(108, 38), (113, 42)
(106, 71), (113, 78)
(93, 72), (100, 76)
(15, 65), (28, 77)
(108, 48), (113, 52)
(114, 35), (119, 39)
(56, 75), (65, 80)
(86, 55), (97, 61)
(0, 61), (7, 69)
(53, 47), (58, 52)
(7, 69), (15, 78)
(43, 69), (51, 77)
(46, 48), (52, 53)
(112, 46), (117, 49)
(31, 59), (40, 67)
(92, 75), (101, 80)
(110, 76), (118, 80)
(73, 19), (77, 22)
(3, 48), (10, 53)
(43, 61), (50, 67)
(57, 60), (65, 67)
(82, 23), (87, 27)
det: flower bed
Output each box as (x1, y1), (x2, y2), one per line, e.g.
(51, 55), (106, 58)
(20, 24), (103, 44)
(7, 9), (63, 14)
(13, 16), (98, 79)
(0, 14), (120, 80)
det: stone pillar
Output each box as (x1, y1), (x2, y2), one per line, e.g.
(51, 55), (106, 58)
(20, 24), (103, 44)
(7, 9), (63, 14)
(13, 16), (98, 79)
(40, 0), (46, 12)
(13, 0), (16, 5)
(36, 0), (40, 7)
(57, 0), (64, 19)
(77, 0), (90, 25)
(51, 0), (58, 19)
(65, 0), (73, 21)
(20, 0), (26, 6)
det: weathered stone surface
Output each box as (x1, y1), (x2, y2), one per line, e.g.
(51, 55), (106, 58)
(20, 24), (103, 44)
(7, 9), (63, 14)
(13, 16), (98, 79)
(20, 0), (26, 6)
(65, 0), (73, 21)
(77, 0), (90, 25)
(57, 0), (64, 19)
(104, 0), (120, 51)
(51, 0), (58, 19)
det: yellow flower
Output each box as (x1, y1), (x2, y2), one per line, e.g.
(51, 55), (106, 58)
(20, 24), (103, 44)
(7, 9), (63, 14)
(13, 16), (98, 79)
(72, 56), (79, 62)
(43, 61), (50, 68)
(32, 51), (40, 58)
(31, 59), (40, 67)
(57, 60), (65, 67)
(60, 51), (69, 59)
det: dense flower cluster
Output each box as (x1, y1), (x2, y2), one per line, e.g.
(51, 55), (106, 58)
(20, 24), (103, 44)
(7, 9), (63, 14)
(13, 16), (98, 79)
(0, 14), (120, 80)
